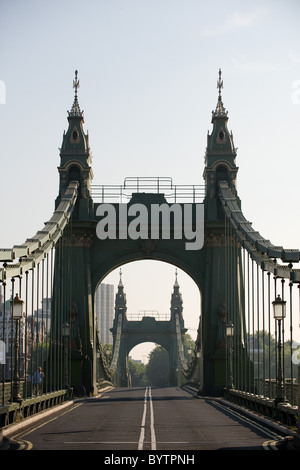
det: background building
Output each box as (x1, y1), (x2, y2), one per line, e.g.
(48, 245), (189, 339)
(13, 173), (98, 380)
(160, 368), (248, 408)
(0, 284), (52, 380)
(95, 284), (114, 345)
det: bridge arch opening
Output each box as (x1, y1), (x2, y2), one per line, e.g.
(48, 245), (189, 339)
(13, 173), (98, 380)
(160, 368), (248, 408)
(129, 342), (157, 365)
(129, 343), (170, 387)
(96, 261), (201, 344)
(95, 260), (202, 386)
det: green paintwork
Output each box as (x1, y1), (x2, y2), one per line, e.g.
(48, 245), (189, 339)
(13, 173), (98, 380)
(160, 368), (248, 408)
(52, 73), (251, 396)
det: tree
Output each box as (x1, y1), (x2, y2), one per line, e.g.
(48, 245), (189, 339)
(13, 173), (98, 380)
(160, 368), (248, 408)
(128, 359), (148, 386)
(183, 333), (195, 360)
(247, 330), (299, 380)
(145, 335), (196, 387)
(146, 346), (169, 386)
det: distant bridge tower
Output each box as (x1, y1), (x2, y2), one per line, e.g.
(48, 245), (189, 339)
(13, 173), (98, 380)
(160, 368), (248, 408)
(170, 269), (183, 319)
(111, 270), (129, 386)
(114, 269), (127, 318)
(110, 270), (188, 387)
(169, 269), (187, 386)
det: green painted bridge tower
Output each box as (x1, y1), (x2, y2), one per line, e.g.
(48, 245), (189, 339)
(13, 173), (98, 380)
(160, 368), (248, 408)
(51, 69), (250, 396)
(203, 68), (239, 217)
(56, 70), (94, 217)
(110, 270), (129, 386)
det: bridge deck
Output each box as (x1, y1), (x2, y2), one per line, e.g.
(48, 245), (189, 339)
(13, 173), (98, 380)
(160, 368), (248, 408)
(2, 386), (297, 451)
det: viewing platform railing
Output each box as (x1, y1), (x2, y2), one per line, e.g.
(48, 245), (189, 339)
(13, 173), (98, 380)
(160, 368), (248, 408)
(91, 177), (205, 203)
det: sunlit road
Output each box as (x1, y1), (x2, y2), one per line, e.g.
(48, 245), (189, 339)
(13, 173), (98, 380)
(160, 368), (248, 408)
(7, 387), (290, 451)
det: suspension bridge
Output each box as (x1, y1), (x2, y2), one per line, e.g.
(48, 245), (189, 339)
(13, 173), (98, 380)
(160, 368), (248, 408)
(1, 69), (300, 447)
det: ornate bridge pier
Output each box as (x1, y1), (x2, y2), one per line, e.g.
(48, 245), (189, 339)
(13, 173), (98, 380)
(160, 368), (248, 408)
(52, 70), (251, 396)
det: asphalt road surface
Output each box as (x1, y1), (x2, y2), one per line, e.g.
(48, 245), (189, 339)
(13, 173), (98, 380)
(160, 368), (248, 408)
(6, 386), (292, 452)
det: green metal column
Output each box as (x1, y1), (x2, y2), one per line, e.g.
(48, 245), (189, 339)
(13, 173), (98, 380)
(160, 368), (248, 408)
(52, 227), (97, 395)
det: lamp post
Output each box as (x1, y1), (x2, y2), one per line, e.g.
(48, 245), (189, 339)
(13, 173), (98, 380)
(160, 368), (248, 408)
(226, 322), (234, 389)
(62, 322), (70, 389)
(187, 348), (192, 365)
(10, 293), (24, 403)
(272, 295), (286, 405)
(196, 350), (202, 394)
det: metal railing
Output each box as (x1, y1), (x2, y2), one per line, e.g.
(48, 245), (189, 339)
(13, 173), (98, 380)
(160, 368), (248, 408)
(219, 180), (300, 421)
(91, 177), (205, 204)
(126, 311), (170, 321)
(0, 183), (79, 426)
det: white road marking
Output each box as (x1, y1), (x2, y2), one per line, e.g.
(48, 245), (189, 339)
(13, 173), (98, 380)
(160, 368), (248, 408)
(138, 386), (148, 450)
(149, 386), (156, 450)
(138, 386), (157, 450)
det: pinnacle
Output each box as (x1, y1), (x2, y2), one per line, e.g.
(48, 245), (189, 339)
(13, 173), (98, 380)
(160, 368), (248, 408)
(68, 70), (83, 117)
(212, 68), (228, 118)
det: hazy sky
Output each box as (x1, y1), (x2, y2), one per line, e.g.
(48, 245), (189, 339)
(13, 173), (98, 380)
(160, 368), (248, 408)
(0, 0), (299, 361)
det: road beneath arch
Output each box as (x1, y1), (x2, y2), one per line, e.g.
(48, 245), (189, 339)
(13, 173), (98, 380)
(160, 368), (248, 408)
(7, 387), (292, 452)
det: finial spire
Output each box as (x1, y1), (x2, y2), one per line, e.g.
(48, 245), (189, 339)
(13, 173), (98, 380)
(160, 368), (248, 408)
(174, 268), (179, 286)
(73, 70), (80, 99)
(217, 68), (223, 99)
(68, 69), (83, 117)
(213, 68), (227, 118)
(119, 268), (123, 286)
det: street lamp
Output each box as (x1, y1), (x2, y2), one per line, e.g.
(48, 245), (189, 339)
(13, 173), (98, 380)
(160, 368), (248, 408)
(62, 322), (70, 389)
(62, 322), (70, 338)
(226, 322), (234, 389)
(10, 293), (24, 402)
(196, 350), (202, 394)
(272, 295), (286, 404)
(226, 322), (234, 338)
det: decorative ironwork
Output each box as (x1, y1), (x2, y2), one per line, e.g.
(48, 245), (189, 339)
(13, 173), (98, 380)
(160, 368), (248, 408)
(213, 68), (228, 117)
(68, 70), (83, 117)
(91, 177), (205, 203)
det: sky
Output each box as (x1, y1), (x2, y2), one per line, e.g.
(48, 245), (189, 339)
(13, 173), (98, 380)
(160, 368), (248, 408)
(0, 0), (300, 362)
